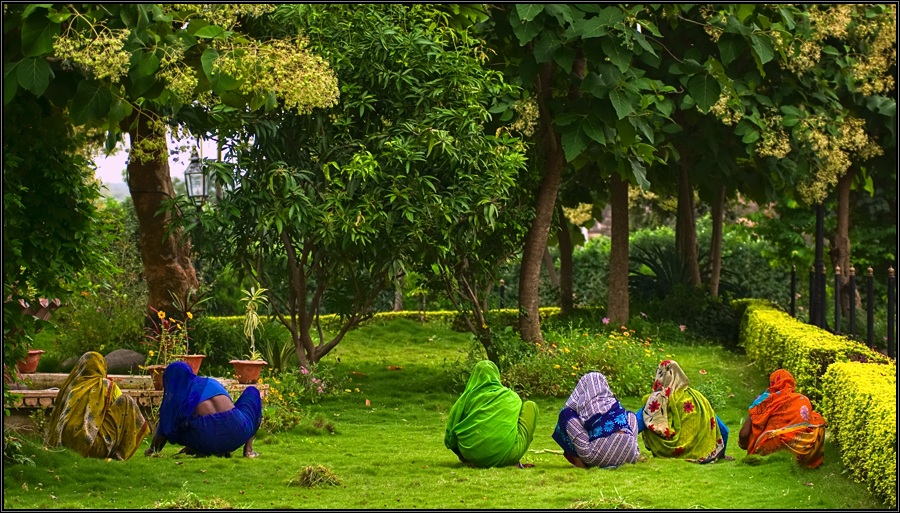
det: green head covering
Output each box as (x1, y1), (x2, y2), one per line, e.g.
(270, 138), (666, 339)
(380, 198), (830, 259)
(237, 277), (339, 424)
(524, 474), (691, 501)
(444, 360), (523, 467)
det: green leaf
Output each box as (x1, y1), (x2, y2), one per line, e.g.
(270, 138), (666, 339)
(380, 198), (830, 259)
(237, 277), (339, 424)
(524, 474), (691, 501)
(70, 80), (113, 125)
(740, 128), (760, 144)
(687, 74), (720, 112)
(533, 32), (560, 64)
(201, 48), (219, 79)
(544, 4), (574, 26)
(628, 158), (651, 190)
(135, 51), (161, 76)
(750, 34), (774, 65)
(601, 38), (630, 73)
(595, 6), (625, 29)
(21, 11), (59, 57)
(717, 34), (741, 67)
(821, 45), (839, 56)
(194, 25), (226, 39)
(107, 98), (133, 125)
(570, 17), (609, 39)
(552, 45), (576, 73)
(16, 57), (52, 96)
(510, 11), (543, 46)
(515, 4), (545, 22)
(582, 115), (606, 144)
(609, 88), (635, 120)
(561, 126), (588, 162)
(4, 62), (20, 104)
(21, 4), (51, 20)
(736, 4), (755, 21)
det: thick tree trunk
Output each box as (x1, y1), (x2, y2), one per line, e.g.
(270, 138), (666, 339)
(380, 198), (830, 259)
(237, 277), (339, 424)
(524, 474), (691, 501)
(557, 205), (575, 314)
(607, 172), (630, 324)
(676, 160), (702, 287)
(518, 62), (565, 344)
(126, 113), (198, 316)
(709, 184), (726, 298)
(829, 168), (857, 315)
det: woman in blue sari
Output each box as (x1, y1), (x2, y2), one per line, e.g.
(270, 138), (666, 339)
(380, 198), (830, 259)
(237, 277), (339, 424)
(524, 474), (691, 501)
(145, 361), (262, 458)
(552, 371), (640, 468)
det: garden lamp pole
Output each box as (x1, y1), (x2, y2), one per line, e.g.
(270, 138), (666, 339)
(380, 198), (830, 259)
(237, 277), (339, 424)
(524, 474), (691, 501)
(184, 148), (208, 281)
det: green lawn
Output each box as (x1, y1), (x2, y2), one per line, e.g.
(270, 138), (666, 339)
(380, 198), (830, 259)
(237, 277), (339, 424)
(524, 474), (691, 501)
(3, 319), (886, 509)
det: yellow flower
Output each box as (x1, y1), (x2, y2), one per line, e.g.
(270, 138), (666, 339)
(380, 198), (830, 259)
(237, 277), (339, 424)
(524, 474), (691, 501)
(571, 373), (577, 376)
(148, 350), (155, 357)
(186, 312), (193, 320)
(354, 388), (360, 393)
(157, 310), (166, 319)
(345, 389), (352, 393)
(554, 364), (560, 369)
(563, 347), (570, 353)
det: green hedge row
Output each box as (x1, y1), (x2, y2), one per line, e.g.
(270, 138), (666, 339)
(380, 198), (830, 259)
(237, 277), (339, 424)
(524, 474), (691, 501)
(737, 300), (890, 406)
(737, 300), (895, 507)
(821, 362), (896, 508)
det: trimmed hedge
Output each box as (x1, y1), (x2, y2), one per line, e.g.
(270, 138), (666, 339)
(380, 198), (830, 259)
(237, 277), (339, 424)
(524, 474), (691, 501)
(821, 362), (897, 508)
(738, 300), (890, 406)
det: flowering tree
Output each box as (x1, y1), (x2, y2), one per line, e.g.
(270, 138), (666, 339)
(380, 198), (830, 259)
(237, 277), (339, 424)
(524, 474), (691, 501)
(4, 4), (338, 315)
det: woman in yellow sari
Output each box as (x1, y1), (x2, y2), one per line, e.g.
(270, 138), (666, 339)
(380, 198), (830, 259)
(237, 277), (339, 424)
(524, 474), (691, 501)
(44, 351), (150, 460)
(738, 369), (826, 468)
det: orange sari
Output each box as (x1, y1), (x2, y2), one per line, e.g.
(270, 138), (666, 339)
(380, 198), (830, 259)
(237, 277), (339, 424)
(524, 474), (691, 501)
(747, 369), (826, 468)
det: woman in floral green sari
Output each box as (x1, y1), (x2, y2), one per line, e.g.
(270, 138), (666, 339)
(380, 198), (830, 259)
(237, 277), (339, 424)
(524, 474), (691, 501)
(637, 359), (730, 463)
(444, 360), (538, 468)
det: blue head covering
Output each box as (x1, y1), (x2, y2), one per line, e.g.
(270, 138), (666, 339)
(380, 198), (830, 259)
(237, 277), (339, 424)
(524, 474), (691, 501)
(157, 361), (205, 444)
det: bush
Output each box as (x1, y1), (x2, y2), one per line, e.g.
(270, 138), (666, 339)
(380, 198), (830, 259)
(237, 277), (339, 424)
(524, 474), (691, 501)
(738, 301), (891, 406)
(259, 363), (344, 434)
(821, 362), (896, 508)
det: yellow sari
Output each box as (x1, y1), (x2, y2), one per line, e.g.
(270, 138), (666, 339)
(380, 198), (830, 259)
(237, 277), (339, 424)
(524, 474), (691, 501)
(44, 352), (149, 460)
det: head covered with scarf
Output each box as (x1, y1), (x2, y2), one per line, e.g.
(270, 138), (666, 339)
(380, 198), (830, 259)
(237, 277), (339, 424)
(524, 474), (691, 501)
(565, 372), (632, 435)
(641, 359), (724, 461)
(157, 361), (206, 445)
(44, 351), (149, 460)
(444, 360), (524, 468)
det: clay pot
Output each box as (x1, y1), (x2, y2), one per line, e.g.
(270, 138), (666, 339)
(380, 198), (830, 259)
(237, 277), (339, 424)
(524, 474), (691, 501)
(16, 349), (45, 374)
(145, 365), (166, 391)
(175, 354), (205, 375)
(229, 360), (268, 384)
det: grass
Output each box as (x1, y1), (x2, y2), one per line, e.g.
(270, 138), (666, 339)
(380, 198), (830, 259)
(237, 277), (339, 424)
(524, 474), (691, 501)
(3, 318), (886, 509)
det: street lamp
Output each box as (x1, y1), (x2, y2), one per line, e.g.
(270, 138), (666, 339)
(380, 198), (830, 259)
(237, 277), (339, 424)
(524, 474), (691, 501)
(183, 147), (207, 281)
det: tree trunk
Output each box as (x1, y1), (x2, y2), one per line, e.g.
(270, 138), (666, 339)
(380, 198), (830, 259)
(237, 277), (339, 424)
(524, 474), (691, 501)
(393, 274), (404, 312)
(708, 184), (726, 298)
(557, 205), (575, 314)
(607, 172), (630, 324)
(829, 168), (857, 315)
(126, 112), (198, 316)
(543, 247), (559, 289)
(518, 62), (565, 344)
(676, 159), (702, 287)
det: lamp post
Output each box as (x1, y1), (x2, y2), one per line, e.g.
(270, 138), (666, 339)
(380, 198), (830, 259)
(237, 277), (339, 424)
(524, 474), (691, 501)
(184, 148), (208, 280)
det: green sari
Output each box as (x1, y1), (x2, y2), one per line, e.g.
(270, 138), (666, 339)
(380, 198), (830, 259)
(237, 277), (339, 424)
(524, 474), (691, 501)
(444, 360), (537, 468)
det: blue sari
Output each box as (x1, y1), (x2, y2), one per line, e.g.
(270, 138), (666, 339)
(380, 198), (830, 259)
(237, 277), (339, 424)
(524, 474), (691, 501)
(158, 361), (262, 455)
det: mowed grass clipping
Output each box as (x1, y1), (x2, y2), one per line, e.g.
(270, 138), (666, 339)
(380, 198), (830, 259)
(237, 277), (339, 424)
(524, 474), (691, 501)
(3, 318), (886, 509)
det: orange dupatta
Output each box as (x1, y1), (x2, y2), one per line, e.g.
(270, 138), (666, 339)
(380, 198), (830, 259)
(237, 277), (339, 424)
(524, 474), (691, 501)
(747, 369), (826, 468)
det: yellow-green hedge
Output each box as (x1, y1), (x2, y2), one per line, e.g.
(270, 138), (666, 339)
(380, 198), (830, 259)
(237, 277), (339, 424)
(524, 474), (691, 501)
(821, 362), (897, 508)
(738, 301), (890, 406)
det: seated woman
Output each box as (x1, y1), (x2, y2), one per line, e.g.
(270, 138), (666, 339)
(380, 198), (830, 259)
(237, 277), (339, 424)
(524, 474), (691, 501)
(145, 361), (262, 458)
(637, 359), (730, 463)
(44, 351), (149, 460)
(738, 369), (827, 468)
(552, 371), (640, 468)
(444, 360), (538, 468)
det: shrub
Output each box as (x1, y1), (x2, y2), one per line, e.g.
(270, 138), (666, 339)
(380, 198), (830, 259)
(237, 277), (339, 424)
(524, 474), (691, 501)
(821, 362), (896, 508)
(259, 364), (343, 434)
(738, 301), (891, 406)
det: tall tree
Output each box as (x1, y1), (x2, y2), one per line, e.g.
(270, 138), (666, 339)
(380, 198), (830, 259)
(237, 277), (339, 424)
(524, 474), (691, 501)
(4, 3), (338, 314)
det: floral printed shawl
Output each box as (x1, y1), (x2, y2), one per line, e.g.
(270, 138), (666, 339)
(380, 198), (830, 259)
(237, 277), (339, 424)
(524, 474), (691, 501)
(641, 360), (724, 461)
(44, 352), (149, 460)
(444, 360), (523, 468)
(747, 369), (827, 468)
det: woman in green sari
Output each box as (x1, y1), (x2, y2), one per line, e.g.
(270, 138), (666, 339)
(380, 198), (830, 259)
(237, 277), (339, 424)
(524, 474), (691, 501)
(637, 359), (730, 463)
(444, 360), (538, 468)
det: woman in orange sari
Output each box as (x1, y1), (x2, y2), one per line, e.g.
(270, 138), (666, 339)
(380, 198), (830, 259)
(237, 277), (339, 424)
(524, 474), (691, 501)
(738, 369), (826, 468)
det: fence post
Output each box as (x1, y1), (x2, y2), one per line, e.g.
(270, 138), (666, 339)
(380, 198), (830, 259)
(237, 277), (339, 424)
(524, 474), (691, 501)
(790, 265), (796, 318)
(888, 267), (896, 359)
(499, 279), (506, 309)
(809, 265), (816, 325)
(867, 267), (874, 347)
(848, 266), (857, 339)
(817, 263), (829, 329)
(834, 266), (841, 334)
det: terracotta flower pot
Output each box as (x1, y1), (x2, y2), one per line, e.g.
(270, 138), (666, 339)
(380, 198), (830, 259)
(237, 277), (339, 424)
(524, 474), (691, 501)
(145, 364), (166, 391)
(16, 349), (45, 374)
(175, 354), (206, 375)
(229, 360), (268, 384)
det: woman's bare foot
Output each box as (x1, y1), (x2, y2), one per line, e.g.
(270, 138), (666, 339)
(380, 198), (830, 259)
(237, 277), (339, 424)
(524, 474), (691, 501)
(515, 462), (535, 468)
(244, 450), (260, 458)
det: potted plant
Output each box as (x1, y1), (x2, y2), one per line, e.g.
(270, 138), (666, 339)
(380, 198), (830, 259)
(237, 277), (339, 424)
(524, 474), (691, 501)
(142, 307), (192, 390)
(16, 349), (46, 374)
(168, 288), (210, 374)
(230, 286), (269, 384)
